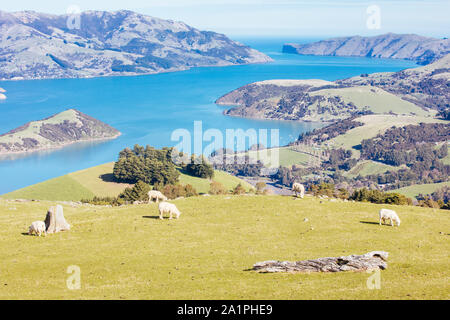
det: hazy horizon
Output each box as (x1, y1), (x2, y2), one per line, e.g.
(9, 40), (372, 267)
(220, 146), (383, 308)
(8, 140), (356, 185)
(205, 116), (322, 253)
(1, 0), (448, 38)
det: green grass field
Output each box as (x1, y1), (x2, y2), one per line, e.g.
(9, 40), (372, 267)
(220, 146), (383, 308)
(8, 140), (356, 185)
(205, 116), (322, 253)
(1, 163), (253, 201)
(243, 147), (312, 167)
(310, 86), (431, 117)
(392, 182), (450, 199)
(0, 195), (448, 299)
(345, 160), (402, 178)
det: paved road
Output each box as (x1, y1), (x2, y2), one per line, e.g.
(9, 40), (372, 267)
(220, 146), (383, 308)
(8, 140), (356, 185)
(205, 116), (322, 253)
(240, 176), (293, 196)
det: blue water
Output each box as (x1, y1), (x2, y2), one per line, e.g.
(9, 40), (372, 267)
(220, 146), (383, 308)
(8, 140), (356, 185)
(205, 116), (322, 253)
(0, 38), (417, 194)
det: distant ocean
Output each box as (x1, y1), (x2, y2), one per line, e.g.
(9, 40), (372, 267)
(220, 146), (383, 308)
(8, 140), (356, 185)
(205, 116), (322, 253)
(0, 37), (417, 194)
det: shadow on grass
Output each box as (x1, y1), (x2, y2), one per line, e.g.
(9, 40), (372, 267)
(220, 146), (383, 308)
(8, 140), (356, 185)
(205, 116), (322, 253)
(359, 221), (379, 225)
(142, 216), (161, 220)
(21, 232), (43, 236)
(99, 173), (119, 183)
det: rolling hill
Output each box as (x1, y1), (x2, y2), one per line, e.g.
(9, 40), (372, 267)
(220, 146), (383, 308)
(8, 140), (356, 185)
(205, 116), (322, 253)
(1, 162), (253, 201)
(216, 54), (449, 122)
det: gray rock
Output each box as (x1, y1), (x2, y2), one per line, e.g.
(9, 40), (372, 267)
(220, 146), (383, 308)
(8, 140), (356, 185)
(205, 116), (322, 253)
(253, 251), (388, 273)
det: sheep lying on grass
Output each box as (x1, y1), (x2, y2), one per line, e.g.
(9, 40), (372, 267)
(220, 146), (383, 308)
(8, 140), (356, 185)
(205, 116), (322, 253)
(292, 182), (305, 198)
(158, 202), (181, 220)
(28, 221), (46, 237)
(379, 209), (401, 227)
(148, 190), (168, 203)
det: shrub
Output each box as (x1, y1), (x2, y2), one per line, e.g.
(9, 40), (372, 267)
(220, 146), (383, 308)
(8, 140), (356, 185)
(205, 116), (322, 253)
(162, 184), (198, 200)
(233, 183), (246, 195)
(184, 155), (214, 179)
(418, 197), (441, 209)
(81, 196), (124, 206)
(209, 181), (226, 195)
(310, 183), (335, 197)
(118, 180), (151, 202)
(255, 181), (267, 194)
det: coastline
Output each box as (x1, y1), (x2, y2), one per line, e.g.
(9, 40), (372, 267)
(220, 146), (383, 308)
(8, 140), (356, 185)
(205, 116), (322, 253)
(0, 58), (274, 82)
(0, 132), (122, 156)
(219, 108), (333, 124)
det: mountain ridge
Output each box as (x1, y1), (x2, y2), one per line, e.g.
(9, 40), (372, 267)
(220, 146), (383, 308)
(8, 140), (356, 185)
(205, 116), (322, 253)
(283, 33), (449, 65)
(0, 10), (272, 80)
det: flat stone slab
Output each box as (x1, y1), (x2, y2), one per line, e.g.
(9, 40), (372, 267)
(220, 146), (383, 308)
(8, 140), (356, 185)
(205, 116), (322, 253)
(252, 251), (388, 273)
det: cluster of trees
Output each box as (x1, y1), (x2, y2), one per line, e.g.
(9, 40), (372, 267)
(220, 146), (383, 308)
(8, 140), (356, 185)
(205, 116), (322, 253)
(416, 186), (450, 210)
(113, 145), (180, 186)
(82, 180), (199, 206)
(160, 184), (198, 199)
(438, 108), (450, 120)
(297, 118), (364, 144)
(349, 188), (412, 205)
(207, 181), (251, 195)
(184, 155), (214, 179)
(323, 148), (357, 171)
(366, 162), (450, 189)
(360, 123), (449, 166)
(309, 182), (349, 199)
(307, 182), (412, 205)
(211, 154), (265, 177)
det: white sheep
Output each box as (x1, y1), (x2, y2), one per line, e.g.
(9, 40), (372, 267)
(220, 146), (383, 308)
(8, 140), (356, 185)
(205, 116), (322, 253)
(148, 190), (168, 203)
(292, 182), (305, 198)
(158, 202), (181, 220)
(379, 209), (401, 227)
(28, 221), (46, 237)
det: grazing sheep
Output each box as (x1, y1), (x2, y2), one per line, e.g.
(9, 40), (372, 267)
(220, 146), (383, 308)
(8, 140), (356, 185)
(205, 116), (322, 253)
(158, 202), (181, 220)
(292, 183), (305, 198)
(379, 209), (401, 227)
(28, 221), (46, 237)
(148, 190), (168, 203)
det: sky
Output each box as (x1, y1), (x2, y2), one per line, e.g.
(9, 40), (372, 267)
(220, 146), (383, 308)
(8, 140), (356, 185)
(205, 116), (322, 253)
(1, 0), (449, 37)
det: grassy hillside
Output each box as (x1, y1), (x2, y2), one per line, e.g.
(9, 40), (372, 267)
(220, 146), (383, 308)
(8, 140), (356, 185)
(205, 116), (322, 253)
(1, 162), (252, 201)
(178, 170), (253, 194)
(243, 147), (311, 168)
(0, 175), (95, 202)
(328, 114), (445, 152)
(309, 86), (430, 117)
(344, 160), (402, 178)
(392, 182), (450, 199)
(0, 195), (448, 299)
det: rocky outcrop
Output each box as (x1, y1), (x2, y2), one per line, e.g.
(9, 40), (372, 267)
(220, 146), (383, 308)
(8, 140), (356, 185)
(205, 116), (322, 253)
(252, 251), (388, 273)
(283, 33), (449, 65)
(0, 109), (120, 154)
(0, 10), (272, 80)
